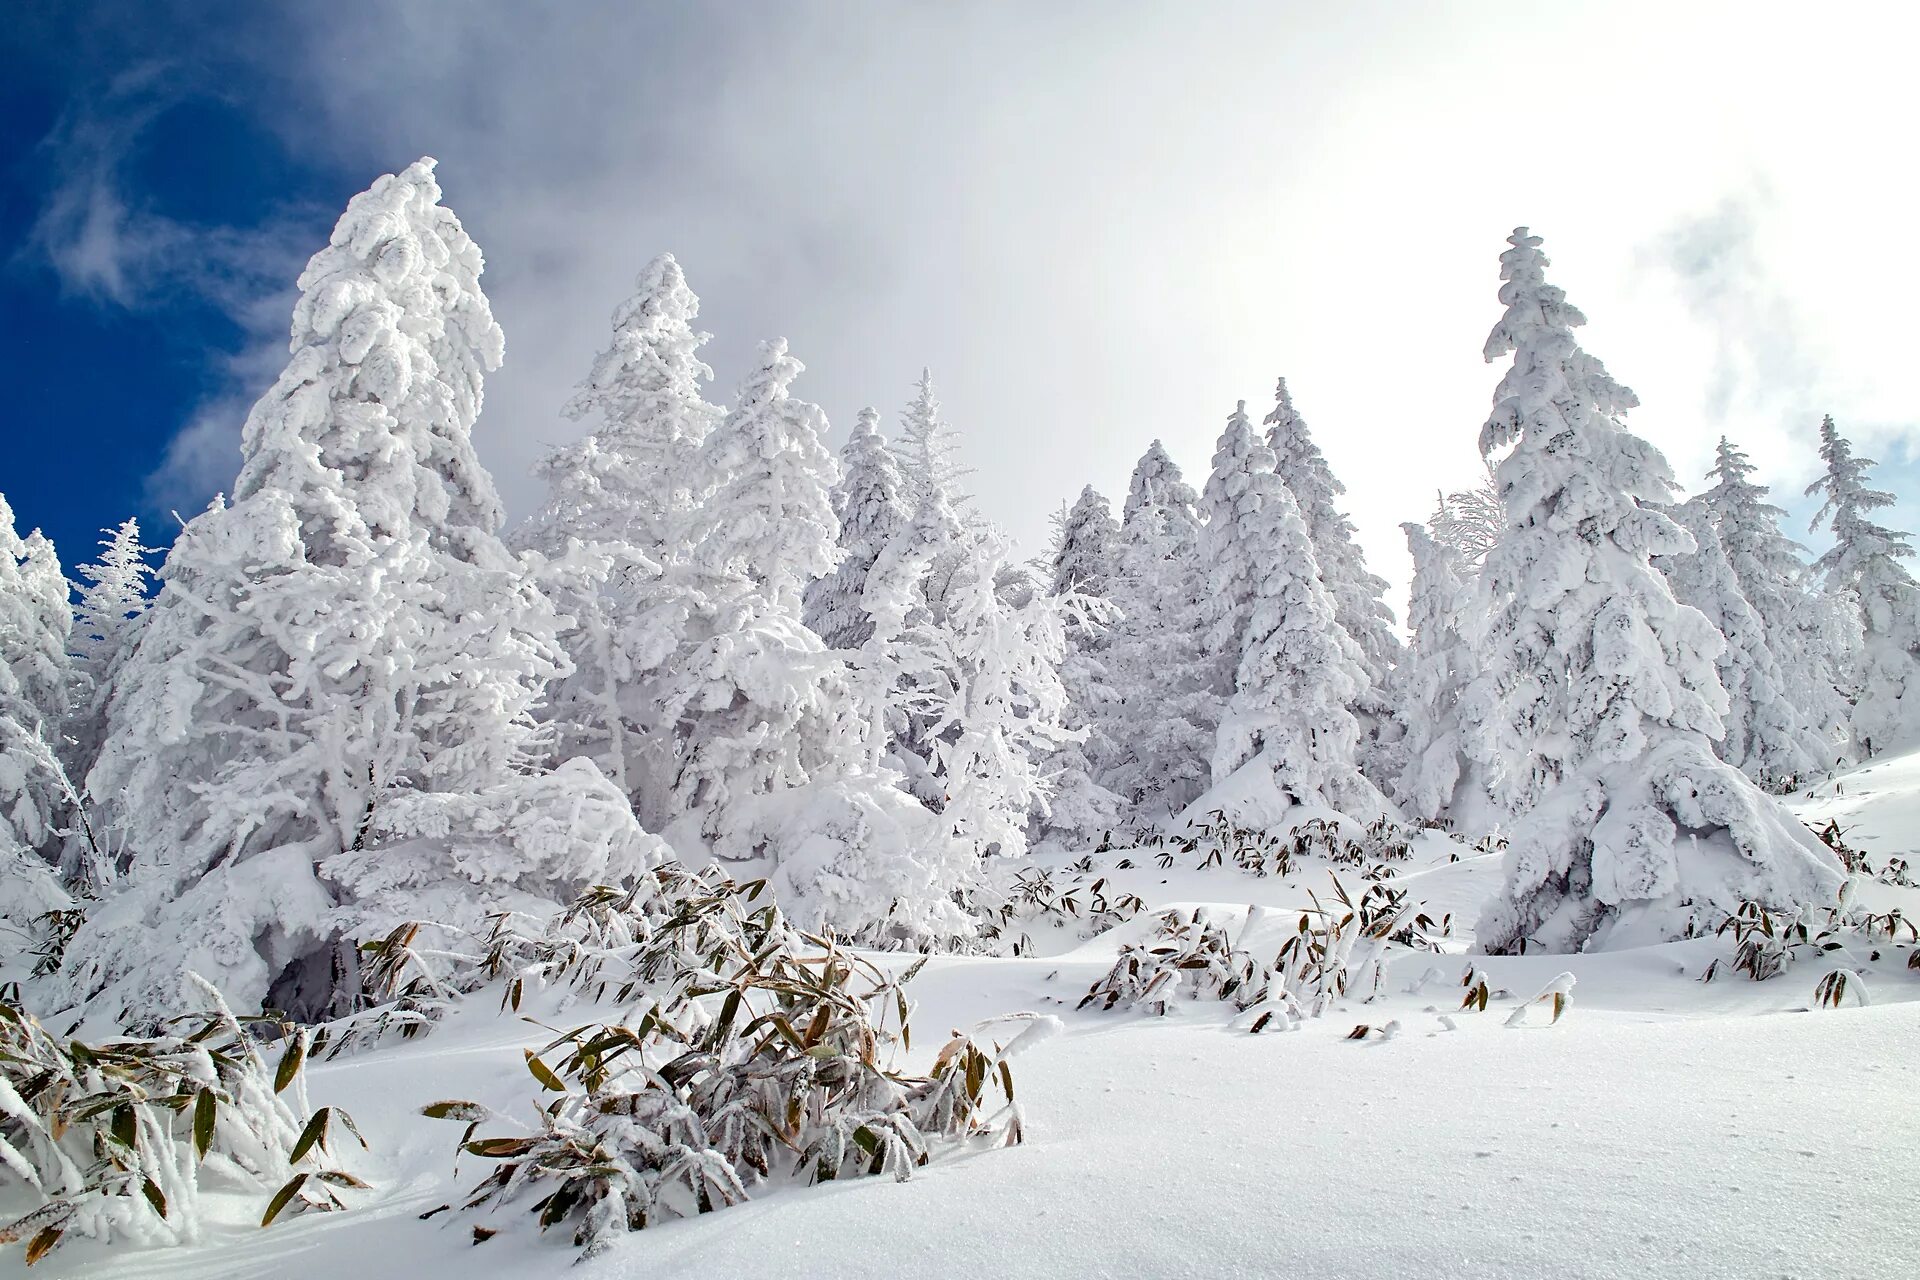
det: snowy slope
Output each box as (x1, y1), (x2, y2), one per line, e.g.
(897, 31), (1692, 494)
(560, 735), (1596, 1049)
(12, 760), (1920, 1280)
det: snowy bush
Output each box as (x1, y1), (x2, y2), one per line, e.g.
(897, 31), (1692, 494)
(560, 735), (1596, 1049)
(1700, 878), (1917, 1002)
(1080, 908), (1269, 1015)
(974, 864), (1146, 954)
(1081, 873), (1425, 1031)
(420, 867), (1044, 1258)
(0, 977), (365, 1265)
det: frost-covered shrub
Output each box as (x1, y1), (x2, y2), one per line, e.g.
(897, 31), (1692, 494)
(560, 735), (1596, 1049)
(0, 978), (365, 1265)
(421, 868), (1047, 1258)
(973, 864), (1146, 954)
(1079, 908), (1270, 1015)
(1700, 880), (1918, 996)
(1081, 874), (1424, 1031)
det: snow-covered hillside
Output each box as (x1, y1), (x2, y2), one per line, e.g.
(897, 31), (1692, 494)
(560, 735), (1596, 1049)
(12, 753), (1914, 1280)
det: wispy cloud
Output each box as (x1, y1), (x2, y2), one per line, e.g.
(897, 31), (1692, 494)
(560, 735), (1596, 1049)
(1642, 188), (1830, 430)
(20, 63), (316, 509)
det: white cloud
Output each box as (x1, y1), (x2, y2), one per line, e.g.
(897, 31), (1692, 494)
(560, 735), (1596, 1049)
(41, 2), (1920, 607)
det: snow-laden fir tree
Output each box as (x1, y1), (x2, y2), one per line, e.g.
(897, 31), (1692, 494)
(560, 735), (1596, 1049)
(1050, 486), (1119, 600)
(1101, 440), (1216, 817)
(1464, 228), (1839, 953)
(896, 369), (975, 519)
(1033, 486), (1124, 850)
(657, 338), (847, 841)
(0, 495), (78, 961)
(1203, 404), (1384, 818)
(1656, 501), (1829, 790)
(521, 253), (722, 560)
(927, 529), (1075, 865)
(689, 338), (840, 608)
(654, 334), (948, 935)
(1391, 521), (1480, 824)
(59, 160), (655, 1024)
(805, 407), (912, 650)
(63, 519), (154, 811)
(1698, 435), (1851, 756)
(1262, 377), (1404, 784)
(1262, 377), (1403, 681)
(514, 254), (726, 801)
(1805, 415), (1920, 756)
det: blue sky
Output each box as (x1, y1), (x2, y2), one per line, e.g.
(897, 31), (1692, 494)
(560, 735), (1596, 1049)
(4, 2), (1917, 596)
(2, 5), (337, 568)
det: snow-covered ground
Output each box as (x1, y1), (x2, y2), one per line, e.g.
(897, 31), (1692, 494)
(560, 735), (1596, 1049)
(14, 758), (1920, 1280)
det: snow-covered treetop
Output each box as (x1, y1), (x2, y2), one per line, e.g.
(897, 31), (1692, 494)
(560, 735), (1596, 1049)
(1262, 377), (1340, 507)
(524, 252), (722, 560)
(1700, 436), (1805, 578)
(236, 156), (508, 558)
(1050, 486), (1119, 599)
(1807, 415), (1915, 594)
(1261, 374), (1400, 677)
(805, 407), (913, 650)
(71, 518), (153, 672)
(898, 369), (975, 511)
(1123, 439), (1199, 526)
(563, 252), (716, 442)
(1479, 228), (1639, 460)
(833, 408), (910, 552)
(691, 337), (841, 611)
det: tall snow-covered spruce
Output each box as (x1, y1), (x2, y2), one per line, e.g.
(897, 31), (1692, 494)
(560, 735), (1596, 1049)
(1263, 378), (1403, 691)
(1202, 403), (1383, 820)
(805, 407), (912, 650)
(58, 160), (658, 1024)
(1806, 415), (1920, 755)
(1034, 486), (1123, 850)
(517, 254), (722, 804)
(1101, 440), (1215, 818)
(1466, 228), (1839, 953)
(1698, 435), (1852, 758)
(1391, 520), (1478, 824)
(65, 518), (155, 794)
(1656, 501), (1829, 790)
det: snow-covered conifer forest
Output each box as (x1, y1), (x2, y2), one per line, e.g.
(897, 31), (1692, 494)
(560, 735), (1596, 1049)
(3, 162), (1918, 1278)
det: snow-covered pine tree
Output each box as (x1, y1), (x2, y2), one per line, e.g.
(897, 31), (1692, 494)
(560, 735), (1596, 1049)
(805, 408), (912, 650)
(1200, 401), (1269, 691)
(1203, 405), (1383, 818)
(1263, 377), (1403, 681)
(1102, 441), (1215, 818)
(1391, 521), (1478, 824)
(521, 252), (722, 561)
(514, 255), (725, 802)
(0, 496), (78, 960)
(1263, 377), (1404, 784)
(1656, 501), (1829, 790)
(1123, 439), (1202, 534)
(1050, 486), (1119, 600)
(1805, 415), (1920, 756)
(689, 338), (839, 610)
(1465, 228), (1838, 954)
(64, 518), (154, 808)
(59, 160), (652, 1024)
(659, 338), (862, 851)
(1034, 486), (1123, 850)
(896, 369), (975, 518)
(931, 529), (1075, 865)
(1698, 435), (1851, 757)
